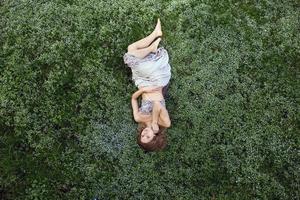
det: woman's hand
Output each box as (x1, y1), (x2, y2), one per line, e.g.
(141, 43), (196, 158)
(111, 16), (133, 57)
(151, 122), (159, 133)
(142, 86), (161, 93)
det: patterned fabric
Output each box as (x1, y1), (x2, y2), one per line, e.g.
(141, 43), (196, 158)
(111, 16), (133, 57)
(139, 99), (166, 115)
(123, 46), (171, 88)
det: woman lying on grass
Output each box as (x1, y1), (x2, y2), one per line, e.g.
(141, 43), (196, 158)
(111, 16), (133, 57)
(123, 18), (171, 152)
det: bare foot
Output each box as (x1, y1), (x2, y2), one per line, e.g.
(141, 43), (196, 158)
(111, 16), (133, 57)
(153, 18), (162, 37)
(150, 37), (161, 53)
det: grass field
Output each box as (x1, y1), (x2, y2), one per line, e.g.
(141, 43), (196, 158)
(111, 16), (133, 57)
(0, 0), (299, 199)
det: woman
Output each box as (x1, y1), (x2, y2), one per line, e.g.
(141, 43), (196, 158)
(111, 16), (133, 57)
(123, 18), (171, 152)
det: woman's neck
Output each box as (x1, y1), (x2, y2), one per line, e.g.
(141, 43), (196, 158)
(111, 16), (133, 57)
(144, 121), (152, 127)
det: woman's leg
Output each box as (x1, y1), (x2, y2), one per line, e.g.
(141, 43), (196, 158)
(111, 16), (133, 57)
(127, 18), (162, 51)
(128, 31), (158, 51)
(127, 38), (161, 59)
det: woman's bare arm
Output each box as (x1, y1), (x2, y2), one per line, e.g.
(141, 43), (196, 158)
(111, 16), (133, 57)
(158, 106), (171, 127)
(152, 101), (171, 128)
(151, 101), (161, 132)
(132, 88), (145, 99)
(131, 86), (161, 122)
(131, 88), (145, 122)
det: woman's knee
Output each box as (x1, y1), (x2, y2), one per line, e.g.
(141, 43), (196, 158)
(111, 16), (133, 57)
(127, 44), (137, 52)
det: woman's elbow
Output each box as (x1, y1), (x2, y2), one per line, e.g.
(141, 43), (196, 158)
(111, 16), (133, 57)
(134, 115), (141, 122)
(165, 120), (171, 128)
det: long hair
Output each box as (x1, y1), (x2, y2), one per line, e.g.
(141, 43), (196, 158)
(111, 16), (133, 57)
(136, 123), (168, 152)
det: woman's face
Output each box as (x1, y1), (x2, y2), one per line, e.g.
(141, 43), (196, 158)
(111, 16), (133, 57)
(141, 127), (155, 143)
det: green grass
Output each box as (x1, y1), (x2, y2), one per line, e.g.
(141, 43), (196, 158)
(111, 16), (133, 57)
(0, 0), (299, 199)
